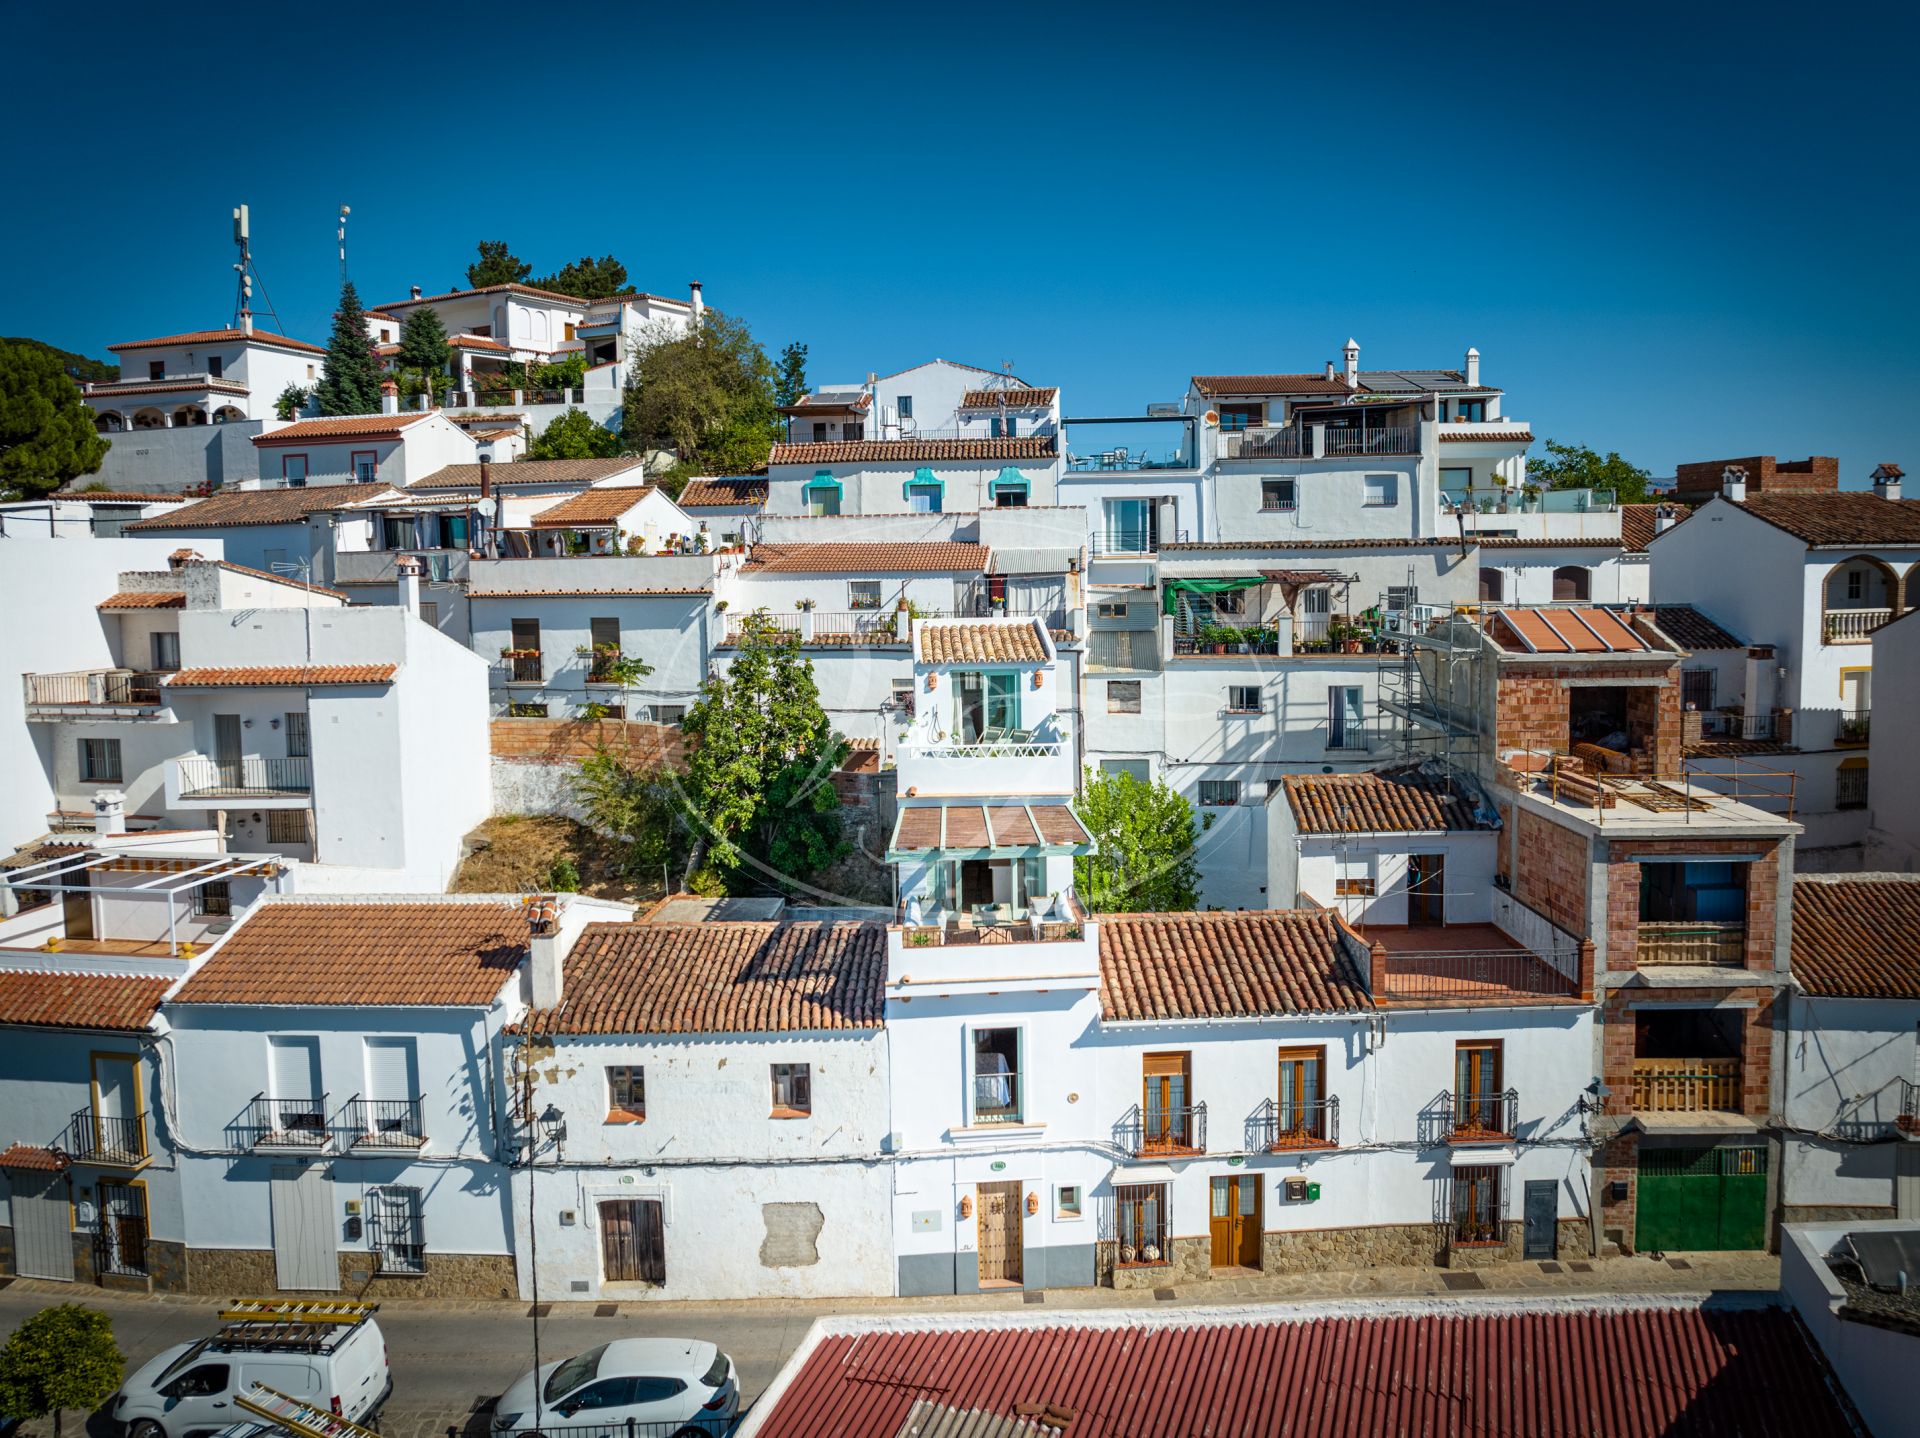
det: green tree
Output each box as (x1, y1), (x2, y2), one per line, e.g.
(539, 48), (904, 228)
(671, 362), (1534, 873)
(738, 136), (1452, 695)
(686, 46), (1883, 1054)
(396, 305), (450, 376)
(621, 309), (780, 478)
(0, 1303), (124, 1438)
(466, 240), (531, 289)
(532, 255), (630, 300)
(313, 281), (384, 416)
(0, 339), (110, 501)
(1073, 767), (1205, 912)
(529, 408), (625, 461)
(1525, 438), (1653, 504)
(1, 337), (117, 384)
(774, 341), (809, 407)
(273, 383), (309, 421)
(573, 749), (690, 889)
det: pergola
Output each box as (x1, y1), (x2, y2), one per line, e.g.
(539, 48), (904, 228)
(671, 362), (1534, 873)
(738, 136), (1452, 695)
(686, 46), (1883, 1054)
(3, 849), (288, 955)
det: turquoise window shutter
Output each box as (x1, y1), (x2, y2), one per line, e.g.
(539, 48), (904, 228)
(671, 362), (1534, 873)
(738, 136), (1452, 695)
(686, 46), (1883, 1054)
(902, 466), (944, 501)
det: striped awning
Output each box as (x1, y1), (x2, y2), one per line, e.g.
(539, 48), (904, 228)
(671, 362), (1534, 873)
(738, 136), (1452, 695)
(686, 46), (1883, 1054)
(886, 802), (1094, 861)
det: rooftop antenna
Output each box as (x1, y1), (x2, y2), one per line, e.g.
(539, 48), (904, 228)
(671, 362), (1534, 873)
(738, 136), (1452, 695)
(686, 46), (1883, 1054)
(232, 205), (254, 334)
(337, 205), (352, 286)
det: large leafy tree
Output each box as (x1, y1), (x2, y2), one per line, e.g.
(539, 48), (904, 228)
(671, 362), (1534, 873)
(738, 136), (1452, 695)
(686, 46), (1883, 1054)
(774, 341), (809, 407)
(528, 407), (625, 460)
(314, 281), (384, 416)
(1073, 767), (1205, 912)
(621, 308), (781, 480)
(532, 255), (630, 300)
(1526, 438), (1653, 504)
(396, 305), (450, 375)
(467, 240), (531, 288)
(0, 339), (110, 500)
(0, 1303), (124, 1438)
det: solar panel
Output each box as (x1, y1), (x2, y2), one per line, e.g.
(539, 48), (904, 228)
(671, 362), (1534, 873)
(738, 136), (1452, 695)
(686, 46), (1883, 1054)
(1846, 1230), (1920, 1291)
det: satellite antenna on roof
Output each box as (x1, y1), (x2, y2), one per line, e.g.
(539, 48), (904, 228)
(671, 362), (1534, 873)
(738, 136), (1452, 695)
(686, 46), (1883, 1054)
(337, 205), (351, 285)
(230, 204), (286, 337)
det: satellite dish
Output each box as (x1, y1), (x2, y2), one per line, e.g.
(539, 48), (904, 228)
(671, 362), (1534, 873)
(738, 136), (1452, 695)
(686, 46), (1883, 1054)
(1202, 410), (1219, 426)
(474, 497), (498, 520)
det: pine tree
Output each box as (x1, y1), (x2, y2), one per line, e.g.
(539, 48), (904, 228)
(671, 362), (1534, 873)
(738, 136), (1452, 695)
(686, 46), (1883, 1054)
(396, 305), (450, 376)
(314, 281), (384, 416)
(466, 241), (531, 289)
(0, 340), (110, 501)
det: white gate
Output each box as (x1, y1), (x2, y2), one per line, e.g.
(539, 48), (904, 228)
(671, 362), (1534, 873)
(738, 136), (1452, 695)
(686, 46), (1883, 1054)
(269, 1164), (337, 1291)
(10, 1170), (75, 1281)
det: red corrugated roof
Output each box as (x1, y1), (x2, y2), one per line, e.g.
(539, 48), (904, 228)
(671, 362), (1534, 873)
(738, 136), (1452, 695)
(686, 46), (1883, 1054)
(752, 1305), (1853, 1438)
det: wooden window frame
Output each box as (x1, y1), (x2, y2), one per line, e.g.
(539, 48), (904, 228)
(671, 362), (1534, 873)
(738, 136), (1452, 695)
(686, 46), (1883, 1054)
(606, 1064), (645, 1123)
(770, 1061), (812, 1118)
(1274, 1044), (1329, 1147)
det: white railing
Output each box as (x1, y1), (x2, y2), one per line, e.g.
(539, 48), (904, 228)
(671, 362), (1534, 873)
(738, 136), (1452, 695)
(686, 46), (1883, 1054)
(176, 755), (312, 797)
(1824, 608), (1892, 643)
(905, 739), (1066, 760)
(1326, 426), (1417, 455)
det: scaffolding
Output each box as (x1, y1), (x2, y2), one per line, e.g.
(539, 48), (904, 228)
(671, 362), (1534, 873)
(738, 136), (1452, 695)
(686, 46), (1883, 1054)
(1373, 566), (1489, 776)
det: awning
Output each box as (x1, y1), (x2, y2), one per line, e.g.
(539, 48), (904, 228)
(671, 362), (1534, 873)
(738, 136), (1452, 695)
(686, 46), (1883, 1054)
(887, 802), (1095, 862)
(1449, 1145), (1517, 1168)
(989, 467), (1029, 494)
(902, 467), (944, 500)
(806, 470), (841, 494)
(1112, 1163), (1178, 1184)
(1162, 575), (1267, 615)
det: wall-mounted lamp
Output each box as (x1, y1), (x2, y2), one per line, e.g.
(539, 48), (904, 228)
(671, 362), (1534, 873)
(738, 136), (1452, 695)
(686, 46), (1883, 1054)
(269, 717), (282, 729)
(538, 1102), (568, 1144)
(1025, 1191), (1040, 1216)
(242, 718), (254, 729)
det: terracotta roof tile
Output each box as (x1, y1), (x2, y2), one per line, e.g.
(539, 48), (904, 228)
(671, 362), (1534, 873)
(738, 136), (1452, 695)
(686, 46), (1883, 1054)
(468, 587), (710, 598)
(1440, 429), (1532, 443)
(677, 477), (769, 508)
(1791, 878), (1920, 998)
(529, 487), (655, 527)
(170, 900), (532, 1006)
(1163, 537), (1456, 551)
(204, 559), (353, 602)
(958, 387), (1058, 409)
(1284, 769), (1492, 834)
(124, 488), (371, 530)
(916, 619), (1048, 664)
(1641, 605), (1744, 651)
(375, 281), (588, 311)
(745, 542), (988, 574)
(448, 334), (510, 352)
(97, 591), (186, 609)
(108, 328), (326, 355)
(519, 922), (886, 1036)
(0, 1145), (71, 1171)
(409, 458), (643, 490)
(0, 970), (171, 1032)
(1736, 492), (1920, 546)
(769, 437), (1056, 465)
(253, 414), (436, 445)
(164, 665), (396, 687)
(1099, 909), (1372, 1021)
(1619, 503), (1687, 552)
(1192, 374), (1354, 397)
(54, 492), (196, 505)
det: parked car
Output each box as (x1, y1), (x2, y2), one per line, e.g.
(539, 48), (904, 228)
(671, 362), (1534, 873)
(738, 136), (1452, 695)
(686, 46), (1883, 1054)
(113, 1305), (389, 1438)
(491, 1339), (737, 1436)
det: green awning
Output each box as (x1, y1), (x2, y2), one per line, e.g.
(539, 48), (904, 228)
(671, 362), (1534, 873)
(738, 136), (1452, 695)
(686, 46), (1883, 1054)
(1161, 576), (1267, 615)
(806, 470), (841, 494)
(902, 466), (944, 500)
(990, 467), (1029, 493)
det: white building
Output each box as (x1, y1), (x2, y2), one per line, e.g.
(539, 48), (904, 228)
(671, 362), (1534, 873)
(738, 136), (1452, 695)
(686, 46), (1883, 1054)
(763, 437), (1062, 518)
(1866, 608), (1920, 870)
(510, 916), (893, 1301)
(0, 492), (191, 541)
(84, 327), (327, 432)
(250, 412), (478, 489)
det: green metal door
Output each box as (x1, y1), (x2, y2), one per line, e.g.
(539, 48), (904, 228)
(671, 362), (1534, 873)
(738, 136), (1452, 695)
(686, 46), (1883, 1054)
(1636, 1145), (1767, 1252)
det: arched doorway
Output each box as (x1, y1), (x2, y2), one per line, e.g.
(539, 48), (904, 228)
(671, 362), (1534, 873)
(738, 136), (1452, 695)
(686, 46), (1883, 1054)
(1822, 556), (1897, 642)
(132, 409), (165, 430)
(1551, 566), (1590, 602)
(212, 405), (246, 424)
(94, 411), (125, 433)
(172, 405), (207, 427)
(1478, 567), (1504, 604)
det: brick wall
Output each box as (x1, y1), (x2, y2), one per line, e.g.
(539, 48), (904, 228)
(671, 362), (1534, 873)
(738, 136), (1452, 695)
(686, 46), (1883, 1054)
(1512, 807), (1589, 935)
(1495, 672), (1571, 758)
(1603, 837), (1784, 974)
(1599, 984), (1776, 1120)
(1598, 1130), (1639, 1249)
(1672, 454), (1839, 501)
(1494, 661), (1679, 768)
(489, 718), (687, 769)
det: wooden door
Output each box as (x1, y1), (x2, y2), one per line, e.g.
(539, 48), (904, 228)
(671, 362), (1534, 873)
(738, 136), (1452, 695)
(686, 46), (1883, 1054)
(213, 713), (243, 787)
(1142, 1052), (1191, 1152)
(1209, 1176), (1261, 1268)
(1408, 853), (1445, 925)
(61, 871), (93, 941)
(600, 1199), (666, 1284)
(975, 1180), (1023, 1286)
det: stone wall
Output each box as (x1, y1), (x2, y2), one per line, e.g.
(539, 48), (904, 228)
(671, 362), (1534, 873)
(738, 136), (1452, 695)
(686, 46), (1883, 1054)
(1096, 1220), (1583, 1287)
(175, 1247), (518, 1299)
(489, 718), (685, 768)
(1263, 1222), (1447, 1273)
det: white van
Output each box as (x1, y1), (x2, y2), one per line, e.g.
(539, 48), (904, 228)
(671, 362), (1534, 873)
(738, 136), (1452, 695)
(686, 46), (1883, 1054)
(112, 1303), (389, 1438)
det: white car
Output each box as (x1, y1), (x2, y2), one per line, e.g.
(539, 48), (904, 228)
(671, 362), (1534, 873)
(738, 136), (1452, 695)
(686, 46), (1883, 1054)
(492, 1340), (738, 1436)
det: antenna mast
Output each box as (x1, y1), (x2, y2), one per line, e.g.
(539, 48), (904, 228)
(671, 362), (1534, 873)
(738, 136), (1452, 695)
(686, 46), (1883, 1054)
(337, 205), (352, 285)
(232, 205), (254, 333)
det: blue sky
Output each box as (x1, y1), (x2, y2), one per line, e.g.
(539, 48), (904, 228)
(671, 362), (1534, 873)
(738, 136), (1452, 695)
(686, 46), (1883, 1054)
(9, 2), (1916, 478)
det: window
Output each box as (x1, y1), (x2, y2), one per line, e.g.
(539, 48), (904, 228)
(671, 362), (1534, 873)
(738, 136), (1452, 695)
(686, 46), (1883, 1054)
(1439, 465), (1472, 500)
(80, 738), (122, 783)
(992, 481), (1028, 508)
(889, 678), (916, 718)
(150, 631), (180, 671)
(1386, 585), (1419, 612)
(1114, 1182), (1168, 1265)
(989, 415), (1018, 438)
(845, 422), (864, 441)
(1847, 569), (1864, 601)
(94, 1179), (148, 1277)
(848, 580), (883, 610)
(382, 517), (413, 549)
(1266, 779), (1285, 797)
(285, 711), (310, 758)
(1102, 497), (1155, 553)
(1095, 601), (1131, 620)
(564, 323), (576, 342)
(1334, 853), (1376, 897)
(508, 619), (542, 682)
(1328, 686), (1366, 750)
(1102, 758), (1150, 784)
(1680, 668), (1715, 712)
(954, 670), (1019, 742)
(807, 474), (841, 517)
(1107, 680), (1142, 714)
(1457, 399), (1487, 423)
(305, 364), (315, 381)
(1197, 779), (1240, 807)
(599, 1198), (665, 1283)
(1210, 590), (1246, 617)
(471, 324), (490, 337)
(1261, 479), (1297, 512)
(1363, 473), (1399, 507)
(588, 617), (621, 679)
(971, 1027), (1022, 1124)
(161, 1363), (230, 1399)
(1551, 566), (1591, 602)
(1274, 1046), (1327, 1146)
(195, 880), (232, 918)
(898, 395), (914, 419)
(607, 1065), (645, 1120)
(148, 360), (164, 381)
(652, 704), (686, 726)
(282, 454), (309, 486)
(1454, 1040), (1505, 1134)
(1227, 685), (1262, 714)
(420, 601), (439, 629)
(1217, 403), (1261, 431)
(507, 702), (548, 718)
(771, 1062), (812, 1117)
(207, 355), (223, 379)
(1837, 759), (1868, 810)
(1056, 1185), (1082, 1220)
(268, 809), (312, 845)
(1141, 1051), (1194, 1152)
(367, 1184), (425, 1274)
(812, 421), (828, 442)
(1478, 567), (1504, 603)
(907, 483), (942, 513)
(1452, 1165), (1502, 1244)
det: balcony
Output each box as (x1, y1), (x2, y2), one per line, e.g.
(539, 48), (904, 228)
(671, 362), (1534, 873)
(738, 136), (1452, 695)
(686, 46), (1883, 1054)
(1118, 1101), (1207, 1158)
(1824, 608), (1892, 644)
(1441, 1088), (1518, 1143)
(1636, 922), (1745, 967)
(1898, 1079), (1920, 1137)
(68, 1109), (147, 1167)
(174, 755), (312, 801)
(1064, 416), (1196, 473)
(1836, 712), (1871, 745)
(498, 651), (544, 683)
(1370, 924), (1580, 1005)
(1089, 529), (1188, 557)
(333, 549), (470, 585)
(248, 1093), (331, 1152)
(1249, 1095), (1338, 1151)
(899, 893), (1087, 949)
(1698, 710), (1776, 742)
(1222, 424), (1418, 460)
(1631, 1058), (1741, 1113)
(345, 1096), (425, 1150)
(24, 669), (169, 718)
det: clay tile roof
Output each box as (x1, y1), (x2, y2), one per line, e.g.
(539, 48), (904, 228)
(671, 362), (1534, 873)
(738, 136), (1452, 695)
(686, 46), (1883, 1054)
(916, 619), (1048, 664)
(55, 492), (194, 505)
(1643, 605), (1744, 651)
(1283, 769), (1491, 834)
(1619, 503), (1687, 552)
(768, 437), (1056, 465)
(409, 458), (643, 489)
(1192, 374), (1355, 397)
(1440, 429), (1533, 443)
(1790, 878), (1920, 997)
(519, 921), (886, 1036)
(0, 1145), (71, 1172)
(97, 591), (186, 609)
(448, 333), (510, 352)
(375, 281), (587, 310)
(1488, 606), (1651, 654)
(745, 542), (988, 574)
(1099, 909), (1371, 1021)
(677, 477), (769, 508)
(1736, 492), (1920, 546)
(530, 486), (654, 527)
(958, 387), (1058, 409)
(253, 413), (436, 445)
(204, 559), (352, 602)
(124, 488), (370, 530)
(0, 970), (172, 1032)
(108, 328), (326, 355)
(170, 900), (532, 1006)
(164, 665), (396, 687)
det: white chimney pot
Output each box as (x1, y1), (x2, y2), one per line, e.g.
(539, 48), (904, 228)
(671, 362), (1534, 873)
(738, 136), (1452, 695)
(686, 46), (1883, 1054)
(1464, 347), (1481, 388)
(1721, 466), (1748, 502)
(530, 932), (563, 1009)
(1343, 338), (1360, 389)
(92, 789), (127, 837)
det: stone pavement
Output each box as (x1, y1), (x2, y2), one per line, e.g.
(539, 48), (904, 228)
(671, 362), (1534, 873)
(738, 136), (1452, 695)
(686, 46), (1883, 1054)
(0, 1249), (1782, 1438)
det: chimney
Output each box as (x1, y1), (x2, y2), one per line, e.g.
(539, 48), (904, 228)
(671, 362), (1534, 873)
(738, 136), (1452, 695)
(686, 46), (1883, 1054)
(527, 897), (563, 1009)
(479, 456), (492, 500)
(1654, 504), (1678, 534)
(410, 285), (422, 300)
(1325, 360), (1336, 381)
(1464, 346), (1480, 388)
(380, 380), (399, 416)
(92, 789), (126, 837)
(689, 281), (704, 328)
(1721, 465), (1748, 502)
(168, 547), (201, 570)
(1343, 338), (1360, 390)
(396, 554), (423, 616)
(1872, 463), (1904, 501)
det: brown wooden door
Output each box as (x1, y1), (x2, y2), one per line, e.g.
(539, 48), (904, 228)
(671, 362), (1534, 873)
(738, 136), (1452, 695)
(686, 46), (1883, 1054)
(600, 1198), (665, 1284)
(1408, 852), (1445, 926)
(1209, 1176), (1261, 1268)
(975, 1181), (1023, 1285)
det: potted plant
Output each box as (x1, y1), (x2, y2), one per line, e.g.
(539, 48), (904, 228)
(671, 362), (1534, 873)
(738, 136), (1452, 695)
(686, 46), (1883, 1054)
(795, 597), (816, 611)
(714, 599), (730, 613)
